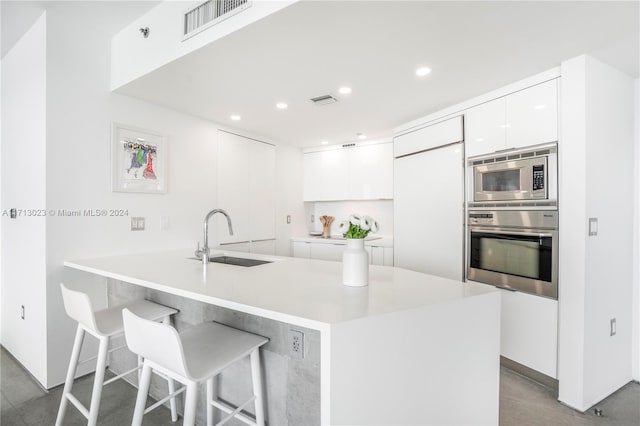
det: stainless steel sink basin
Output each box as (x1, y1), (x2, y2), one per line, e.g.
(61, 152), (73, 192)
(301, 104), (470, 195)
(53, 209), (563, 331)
(191, 256), (272, 267)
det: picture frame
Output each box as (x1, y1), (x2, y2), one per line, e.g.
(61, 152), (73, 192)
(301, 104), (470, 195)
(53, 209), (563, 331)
(111, 123), (167, 194)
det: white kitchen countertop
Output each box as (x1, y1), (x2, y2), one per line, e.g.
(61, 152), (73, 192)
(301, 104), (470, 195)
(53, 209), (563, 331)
(291, 235), (394, 247)
(64, 249), (493, 330)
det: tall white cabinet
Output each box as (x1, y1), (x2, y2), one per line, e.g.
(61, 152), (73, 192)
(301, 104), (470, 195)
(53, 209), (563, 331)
(217, 130), (276, 253)
(393, 116), (464, 281)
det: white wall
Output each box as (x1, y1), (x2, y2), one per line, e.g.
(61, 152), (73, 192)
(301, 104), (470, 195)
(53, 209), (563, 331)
(111, 0), (297, 90)
(0, 12), (48, 383)
(558, 55), (635, 410)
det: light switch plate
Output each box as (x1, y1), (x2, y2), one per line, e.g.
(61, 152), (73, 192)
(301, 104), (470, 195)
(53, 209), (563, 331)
(588, 217), (598, 236)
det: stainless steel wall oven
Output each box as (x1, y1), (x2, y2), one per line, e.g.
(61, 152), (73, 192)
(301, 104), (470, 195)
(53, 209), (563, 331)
(467, 210), (558, 299)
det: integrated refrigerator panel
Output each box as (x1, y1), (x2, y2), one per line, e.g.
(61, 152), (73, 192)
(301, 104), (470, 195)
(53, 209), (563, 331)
(393, 143), (464, 281)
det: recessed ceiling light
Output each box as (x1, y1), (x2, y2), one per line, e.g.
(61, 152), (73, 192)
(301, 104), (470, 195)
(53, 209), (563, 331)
(338, 87), (352, 95)
(357, 133), (366, 140)
(321, 141), (329, 145)
(534, 104), (546, 110)
(276, 102), (288, 109)
(230, 115), (241, 121)
(415, 67), (432, 77)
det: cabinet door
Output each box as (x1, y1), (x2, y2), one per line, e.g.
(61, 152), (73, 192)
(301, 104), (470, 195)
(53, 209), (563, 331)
(506, 79), (558, 149)
(347, 143), (393, 200)
(465, 98), (507, 157)
(249, 142), (276, 241)
(250, 239), (276, 255)
(217, 131), (250, 244)
(303, 149), (348, 201)
(394, 116), (464, 158)
(291, 241), (311, 258)
(394, 144), (464, 281)
(310, 243), (344, 261)
(500, 289), (558, 378)
(217, 241), (251, 252)
(370, 246), (384, 265)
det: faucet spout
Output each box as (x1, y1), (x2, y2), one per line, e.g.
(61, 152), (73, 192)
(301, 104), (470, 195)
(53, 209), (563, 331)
(197, 209), (234, 264)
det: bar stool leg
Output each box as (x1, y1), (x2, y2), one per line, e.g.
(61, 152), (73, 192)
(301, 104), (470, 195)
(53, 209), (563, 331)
(162, 315), (178, 422)
(87, 335), (110, 426)
(55, 325), (85, 426)
(250, 349), (265, 426)
(132, 362), (152, 426)
(206, 377), (214, 426)
(183, 381), (199, 426)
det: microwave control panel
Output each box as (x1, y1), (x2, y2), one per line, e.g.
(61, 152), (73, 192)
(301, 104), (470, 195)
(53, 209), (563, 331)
(532, 164), (545, 190)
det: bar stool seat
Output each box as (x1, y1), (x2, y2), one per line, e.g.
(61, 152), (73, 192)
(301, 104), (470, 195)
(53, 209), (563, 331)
(123, 308), (269, 426)
(56, 283), (179, 426)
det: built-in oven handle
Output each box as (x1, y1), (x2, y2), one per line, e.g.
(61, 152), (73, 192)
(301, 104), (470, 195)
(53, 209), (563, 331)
(470, 228), (554, 238)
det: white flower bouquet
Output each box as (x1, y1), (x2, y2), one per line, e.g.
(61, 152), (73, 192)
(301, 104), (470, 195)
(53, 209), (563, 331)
(339, 214), (379, 239)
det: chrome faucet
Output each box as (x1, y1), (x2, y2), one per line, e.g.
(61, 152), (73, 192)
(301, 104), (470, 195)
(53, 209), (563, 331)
(195, 209), (234, 265)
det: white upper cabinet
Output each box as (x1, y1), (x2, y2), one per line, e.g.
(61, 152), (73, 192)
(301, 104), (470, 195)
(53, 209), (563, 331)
(466, 79), (558, 157)
(217, 131), (275, 244)
(303, 141), (393, 201)
(348, 142), (393, 200)
(464, 98), (507, 157)
(506, 79), (558, 149)
(394, 115), (464, 158)
(303, 148), (348, 201)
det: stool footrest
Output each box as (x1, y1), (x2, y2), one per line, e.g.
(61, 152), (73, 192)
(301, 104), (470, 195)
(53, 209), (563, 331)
(65, 393), (90, 420)
(103, 365), (140, 386)
(144, 386), (186, 414)
(210, 396), (257, 426)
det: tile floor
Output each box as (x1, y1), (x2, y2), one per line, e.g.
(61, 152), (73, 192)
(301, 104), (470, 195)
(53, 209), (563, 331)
(2, 346), (639, 425)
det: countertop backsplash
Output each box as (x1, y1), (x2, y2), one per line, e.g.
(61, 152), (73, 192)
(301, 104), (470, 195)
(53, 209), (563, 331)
(308, 200), (393, 238)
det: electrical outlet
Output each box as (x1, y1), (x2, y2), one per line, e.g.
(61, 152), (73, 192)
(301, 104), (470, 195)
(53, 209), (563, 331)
(287, 215), (291, 224)
(311, 214), (315, 224)
(21, 305), (25, 320)
(289, 329), (304, 359)
(610, 318), (616, 336)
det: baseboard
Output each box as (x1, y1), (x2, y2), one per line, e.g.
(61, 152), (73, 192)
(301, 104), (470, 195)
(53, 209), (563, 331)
(500, 355), (559, 392)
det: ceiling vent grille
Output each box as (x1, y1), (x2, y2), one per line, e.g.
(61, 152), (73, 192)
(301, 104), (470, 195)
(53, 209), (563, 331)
(183, 0), (252, 40)
(310, 94), (338, 106)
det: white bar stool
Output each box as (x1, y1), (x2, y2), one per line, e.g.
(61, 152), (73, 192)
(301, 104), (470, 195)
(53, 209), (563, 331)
(122, 308), (269, 426)
(56, 283), (179, 426)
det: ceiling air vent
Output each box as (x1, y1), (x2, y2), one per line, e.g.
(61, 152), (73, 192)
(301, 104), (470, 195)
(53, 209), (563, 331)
(183, 0), (252, 40)
(310, 94), (338, 106)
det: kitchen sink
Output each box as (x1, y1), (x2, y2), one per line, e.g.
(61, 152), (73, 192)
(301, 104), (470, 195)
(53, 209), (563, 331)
(191, 256), (272, 267)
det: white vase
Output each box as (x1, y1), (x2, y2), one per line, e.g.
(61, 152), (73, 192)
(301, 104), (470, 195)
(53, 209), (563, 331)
(342, 238), (369, 287)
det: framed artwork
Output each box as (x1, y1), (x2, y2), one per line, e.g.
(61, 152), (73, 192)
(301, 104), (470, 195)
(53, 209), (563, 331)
(111, 123), (166, 193)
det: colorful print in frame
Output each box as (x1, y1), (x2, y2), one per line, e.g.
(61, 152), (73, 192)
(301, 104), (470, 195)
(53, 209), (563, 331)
(112, 123), (166, 193)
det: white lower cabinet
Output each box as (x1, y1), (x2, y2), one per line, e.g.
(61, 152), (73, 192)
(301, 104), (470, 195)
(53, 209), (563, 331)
(500, 289), (558, 379)
(250, 239), (276, 255)
(310, 243), (344, 261)
(291, 240), (393, 266)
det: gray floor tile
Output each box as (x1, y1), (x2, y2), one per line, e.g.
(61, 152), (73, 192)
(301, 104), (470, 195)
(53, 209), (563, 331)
(0, 349), (46, 408)
(0, 405), (28, 426)
(2, 345), (639, 425)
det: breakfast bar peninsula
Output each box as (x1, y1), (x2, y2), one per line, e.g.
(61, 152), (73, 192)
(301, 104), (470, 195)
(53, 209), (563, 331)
(64, 249), (500, 425)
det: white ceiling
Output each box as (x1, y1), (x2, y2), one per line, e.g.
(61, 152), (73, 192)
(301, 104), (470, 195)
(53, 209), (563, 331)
(6, 1), (638, 148)
(114, 1), (639, 148)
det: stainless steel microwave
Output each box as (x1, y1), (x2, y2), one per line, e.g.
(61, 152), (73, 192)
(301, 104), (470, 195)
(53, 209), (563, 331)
(469, 144), (557, 207)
